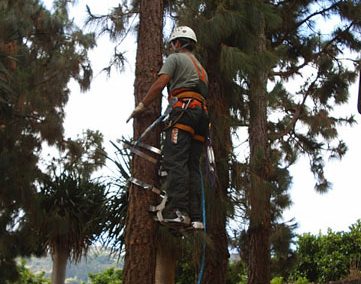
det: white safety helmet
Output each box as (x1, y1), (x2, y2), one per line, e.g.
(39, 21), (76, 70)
(169, 26), (197, 43)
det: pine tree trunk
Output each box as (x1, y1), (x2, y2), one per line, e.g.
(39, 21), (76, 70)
(155, 244), (176, 284)
(247, 10), (271, 284)
(202, 48), (230, 284)
(51, 246), (69, 284)
(123, 1), (163, 284)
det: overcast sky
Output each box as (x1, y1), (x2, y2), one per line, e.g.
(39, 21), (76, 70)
(44, 0), (361, 236)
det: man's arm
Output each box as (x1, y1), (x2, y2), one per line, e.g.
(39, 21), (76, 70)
(126, 74), (171, 122)
(142, 74), (171, 106)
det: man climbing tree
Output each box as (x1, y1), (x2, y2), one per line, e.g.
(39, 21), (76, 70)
(128, 26), (209, 230)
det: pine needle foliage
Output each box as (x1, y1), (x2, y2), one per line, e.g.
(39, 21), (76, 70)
(84, 1), (138, 75)
(167, 0), (361, 281)
(0, 0), (95, 281)
(171, 0), (361, 205)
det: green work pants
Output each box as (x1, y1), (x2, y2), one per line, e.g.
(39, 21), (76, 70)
(162, 105), (208, 221)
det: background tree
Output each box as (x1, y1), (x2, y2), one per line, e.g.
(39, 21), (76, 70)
(81, 1), (361, 283)
(270, 222), (298, 280)
(0, 0), (94, 281)
(169, 0), (361, 283)
(9, 259), (50, 284)
(37, 130), (108, 284)
(293, 220), (361, 283)
(247, 1), (360, 281)
(88, 267), (123, 284)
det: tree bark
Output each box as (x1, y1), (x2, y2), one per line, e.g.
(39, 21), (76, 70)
(155, 244), (176, 284)
(51, 246), (69, 284)
(123, 1), (163, 284)
(247, 10), (271, 284)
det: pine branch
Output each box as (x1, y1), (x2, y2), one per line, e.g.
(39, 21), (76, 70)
(296, 2), (340, 32)
(273, 1), (341, 46)
(271, 61), (309, 78)
(272, 20), (357, 80)
(269, 76), (319, 142)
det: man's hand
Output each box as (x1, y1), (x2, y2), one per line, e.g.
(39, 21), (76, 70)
(126, 102), (145, 123)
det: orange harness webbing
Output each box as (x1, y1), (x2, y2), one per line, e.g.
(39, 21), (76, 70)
(174, 123), (206, 143)
(168, 54), (208, 143)
(172, 94), (207, 112)
(169, 53), (208, 100)
(176, 91), (206, 104)
(186, 53), (208, 84)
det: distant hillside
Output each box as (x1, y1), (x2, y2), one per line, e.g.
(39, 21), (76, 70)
(25, 247), (123, 283)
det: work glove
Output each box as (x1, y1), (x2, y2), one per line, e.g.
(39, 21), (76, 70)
(126, 102), (145, 123)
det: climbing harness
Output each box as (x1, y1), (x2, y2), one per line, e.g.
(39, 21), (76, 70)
(163, 93), (208, 144)
(163, 53), (209, 145)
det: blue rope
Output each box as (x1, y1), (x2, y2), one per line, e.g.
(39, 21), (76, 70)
(196, 170), (206, 284)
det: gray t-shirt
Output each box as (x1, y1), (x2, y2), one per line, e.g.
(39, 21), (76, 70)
(158, 52), (208, 95)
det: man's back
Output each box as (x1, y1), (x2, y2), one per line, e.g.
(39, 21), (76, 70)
(159, 52), (208, 96)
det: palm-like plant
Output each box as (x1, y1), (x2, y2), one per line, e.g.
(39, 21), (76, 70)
(101, 139), (131, 256)
(1, 0), (95, 280)
(37, 130), (109, 284)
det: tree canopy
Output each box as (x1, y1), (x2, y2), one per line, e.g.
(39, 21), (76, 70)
(0, 0), (95, 280)
(1, 0), (361, 283)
